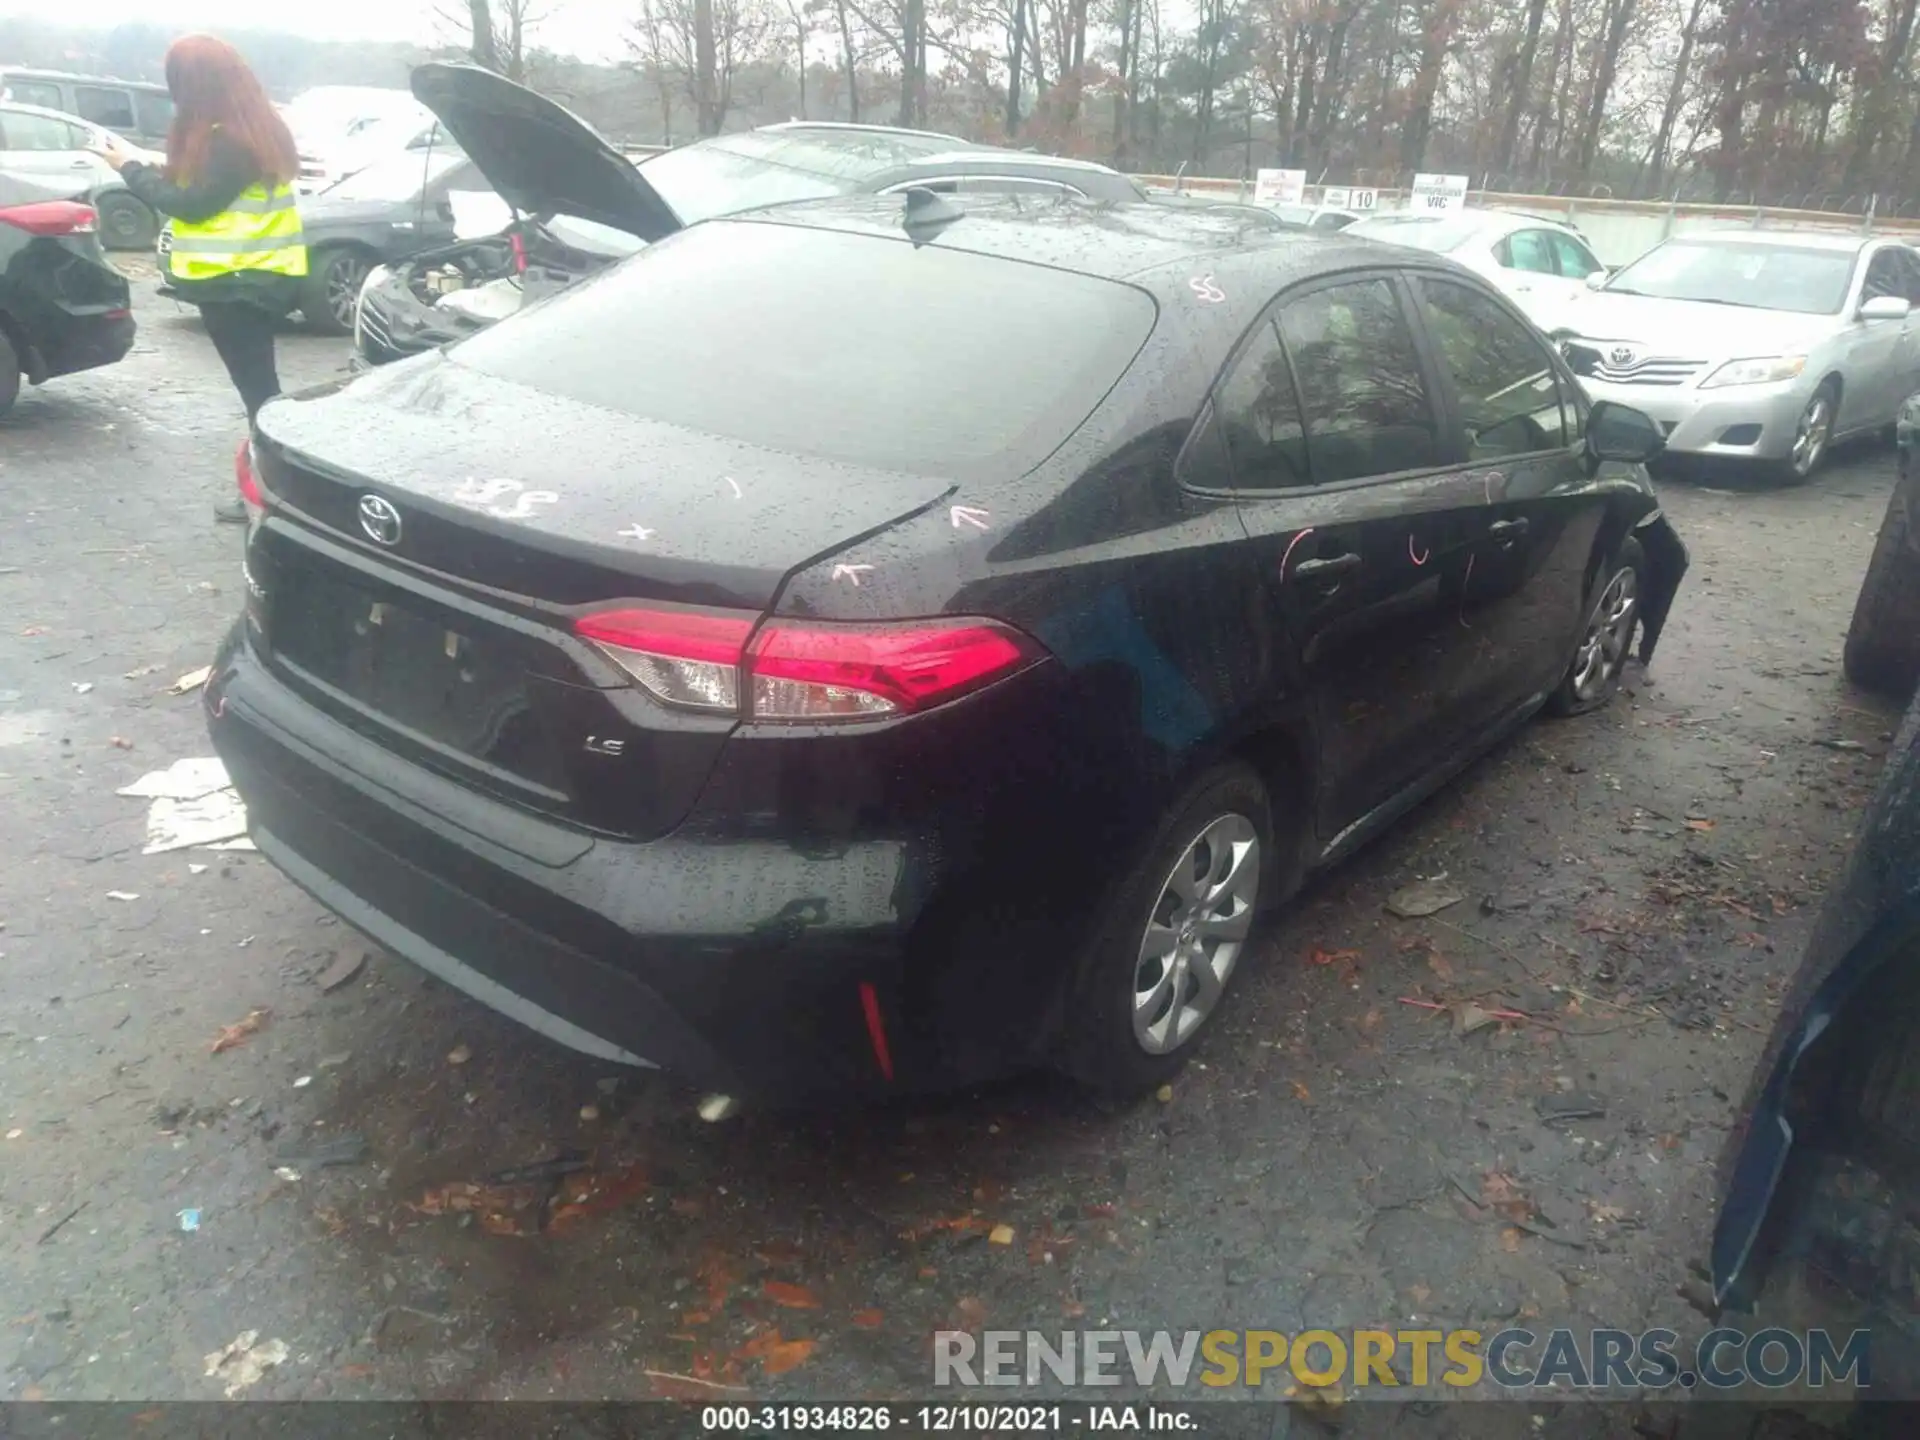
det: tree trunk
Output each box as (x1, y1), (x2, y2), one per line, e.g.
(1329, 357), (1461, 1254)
(834, 0), (860, 121)
(1109, 0), (1133, 159)
(1527, 0), (1572, 181)
(468, 0), (501, 70)
(1644, 0), (1706, 196)
(793, 8), (809, 118)
(694, 0), (720, 135)
(1573, 0), (1635, 182)
(1845, 0), (1920, 191)
(1061, 0), (1089, 128)
(1291, 29), (1319, 166)
(1492, 0), (1547, 177)
(1305, 16), (1352, 175)
(896, 0), (925, 127)
(1399, 0), (1457, 175)
(1008, 0), (1028, 136)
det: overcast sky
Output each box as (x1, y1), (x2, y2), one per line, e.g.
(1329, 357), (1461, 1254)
(0, 0), (630, 64)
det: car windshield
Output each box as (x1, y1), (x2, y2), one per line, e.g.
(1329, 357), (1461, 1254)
(322, 149), (469, 204)
(635, 128), (965, 223)
(1347, 215), (1484, 252)
(450, 217), (1157, 480)
(1604, 240), (1858, 314)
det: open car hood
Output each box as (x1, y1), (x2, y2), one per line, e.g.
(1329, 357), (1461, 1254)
(410, 63), (681, 243)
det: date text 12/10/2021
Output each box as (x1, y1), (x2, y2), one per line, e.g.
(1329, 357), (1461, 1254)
(699, 1405), (1199, 1432)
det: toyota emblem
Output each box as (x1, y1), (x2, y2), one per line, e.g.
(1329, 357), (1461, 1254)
(1608, 345), (1637, 368)
(358, 494), (403, 547)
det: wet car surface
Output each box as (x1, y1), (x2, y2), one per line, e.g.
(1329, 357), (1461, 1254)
(211, 194), (1686, 1106)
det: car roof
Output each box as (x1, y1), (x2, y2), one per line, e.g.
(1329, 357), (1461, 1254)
(1, 67), (165, 93)
(729, 191), (1393, 284)
(1662, 229), (1870, 252)
(1360, 208), (1570, 237)
(755, 119), (969, 145)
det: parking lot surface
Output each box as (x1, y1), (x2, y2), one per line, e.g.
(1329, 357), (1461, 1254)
(0, 271), (1905, 1423)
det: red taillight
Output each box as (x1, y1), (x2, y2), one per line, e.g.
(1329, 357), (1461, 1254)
(0, 200), (97, 236)
(509, 231), (528, 275)
(235, 438), (265, 512)
(572, 606), (1040, 722)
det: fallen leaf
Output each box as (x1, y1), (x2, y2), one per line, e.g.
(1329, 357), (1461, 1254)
(1290, 1080), (1312, 1103)
(110, 736), (133, 750)
(762, 1281), (821, 1310)
(1407, 1284), (1431, 1305)
(1481, 1170), (1536, 1223)
(987, 1224), (1015, 1246)
(1587, 1202), (1626, 1224)
(548, 1163), (650, 1233)
(314, 1206), (348, 1237)
(1083, 1202), (1117, 1218)
(446, 1043), (472, 1065)
(759, 1337), (816, 1376)
(210, 1007), (270, 1054)
(1061, 1298), (1086, 1319)
(1426, 951), (1455, 982)
(315, 951), (366, 993)
(1685, 818), (1716, 832)
(671, 1196), (705, 1218)
(1386, 878), (1466, 918)
(756, 1239), (804, 1265)
(338, 1364), (375, 1379)
(124, 663), (161, 679)
(1359, 1007), (1382, 1034)
(1500, 1226), (1524, 1252)
(1308, 946), (1361, 966)
(168, 665), (213, 696)
(1155, 1083), (1173, 1103)
(699, 1253), (737, 1311)
(850, 1309), (884, 1329)
(955, 1296), (988, 1329)
(1452, 1001), (1499, 1036)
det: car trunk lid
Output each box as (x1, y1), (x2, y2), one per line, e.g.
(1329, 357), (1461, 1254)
(246, 357), (954, 841)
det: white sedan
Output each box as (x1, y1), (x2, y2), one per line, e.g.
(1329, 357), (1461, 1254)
(1346, 208), (1607, 332)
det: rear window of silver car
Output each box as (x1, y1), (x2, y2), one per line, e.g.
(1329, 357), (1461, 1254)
(449, 217), (1157, 480)
(636, 129), (963, 224)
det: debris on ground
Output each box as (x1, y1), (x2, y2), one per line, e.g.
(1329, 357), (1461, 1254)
(168, 665), (213, 696)
(1307, 946), (1361, 966)
(1535, 1092), (1608, 1123)
(315, 950), (367, 993)
(203, 1330), (289, 1397)
(1155, 1084), (1173, 1103)
(446, 1044), (472, 1066)
(1814, 738), (1869, 753)
(988, 1224), (1016, 1246)
(735, 1328), (817, 1376)
(763, 1281), (821, 1309)
(275, 1133), (369, 1169)
(1386, 876), (1467, 918)
(274, 1167), (302, 1183)
(210, 1008), (270, 1054)
(118, 757), (248, 853)
(177, 1208), (201, 1232)
(414, 1158), (649, 1236)
(106, 890), (140, 902)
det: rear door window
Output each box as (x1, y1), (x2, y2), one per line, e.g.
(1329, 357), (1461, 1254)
(451, 218), (1157, 481)
(1418, 278), (1570, 457)
(1548, 231), (1604, 279)
(134, 90), (174, 136)
(1207, 319), (1309, 490)
(1504, 230), (1557, 274)
(1275, 277), (1441, 483)
(0, 109), (82, 151)
(73, 85), (136, 131)
(6, 81), (64, 110)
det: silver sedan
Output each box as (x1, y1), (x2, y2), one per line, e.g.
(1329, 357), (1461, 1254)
(1555, 230), (1920, 481)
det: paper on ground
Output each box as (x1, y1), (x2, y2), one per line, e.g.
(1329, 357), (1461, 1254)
(118, 757), (230, 801)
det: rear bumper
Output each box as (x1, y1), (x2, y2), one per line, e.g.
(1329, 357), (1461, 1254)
(1581, 375), (1810, 461)
(204, 621), (1094, 1102)
(39, 310), (135, 381)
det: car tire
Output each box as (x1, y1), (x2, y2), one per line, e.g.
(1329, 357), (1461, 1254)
(1547, 535), (1646, 717)
(1058, 762), (1278, 1097)
(300, 247), (372, 336)
(95, 191), (158, 251)
(1842, 452), (1920, 702)
(1773, 379), (1839, 485)
(0, 329), (19, 417)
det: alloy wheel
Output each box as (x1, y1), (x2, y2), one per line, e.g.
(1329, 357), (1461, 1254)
(1791, 392), (1833, 477)
(327, 255), (372, 330)
(1570, 565), (1639, 702)
(1131, 814), (1260, 1055)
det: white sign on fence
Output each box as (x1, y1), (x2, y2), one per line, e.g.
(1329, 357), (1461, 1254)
(1410, 173), (1470, 212)
(1321, 186), (1379, 212)
(1253, 168), (1307, 205)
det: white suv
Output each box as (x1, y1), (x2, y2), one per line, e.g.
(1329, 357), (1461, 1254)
(1346, 208), (1607, 332)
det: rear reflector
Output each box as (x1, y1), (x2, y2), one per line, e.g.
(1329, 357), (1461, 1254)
(573, 606), (1040, 722)
(0, 200), (97, 236)
(235, 438), (266, 515)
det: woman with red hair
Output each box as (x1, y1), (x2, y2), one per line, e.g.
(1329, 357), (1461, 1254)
(93, 34), (306, 522)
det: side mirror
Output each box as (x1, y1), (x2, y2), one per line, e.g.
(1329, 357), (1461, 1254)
(1585, 270), (1608, 291)
(1586, 400), (1666, 466)
(1859, 294), (1911, 321)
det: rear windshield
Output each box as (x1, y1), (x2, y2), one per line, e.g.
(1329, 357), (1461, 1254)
(636, 129), (964, 223)
(1348, 215), (1482, 253)
(450, 218), (1156, 479)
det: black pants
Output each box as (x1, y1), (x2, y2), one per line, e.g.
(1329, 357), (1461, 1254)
(199, 301), (282, 423)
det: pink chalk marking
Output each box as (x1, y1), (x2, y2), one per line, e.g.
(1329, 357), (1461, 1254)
(1408, 535), (1430, 566)
(1278, 527), (1315, 577)
(1460, 552), (1476, 628)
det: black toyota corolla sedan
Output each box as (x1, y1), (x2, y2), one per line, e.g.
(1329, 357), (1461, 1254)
(206, 194), (1687, 1106)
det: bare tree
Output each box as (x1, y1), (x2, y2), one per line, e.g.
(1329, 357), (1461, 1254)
(443, 0), (545, 78)
(630, 0), (774, 135)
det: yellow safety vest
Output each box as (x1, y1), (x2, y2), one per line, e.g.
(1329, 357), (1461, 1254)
(168, 181), (307, 281)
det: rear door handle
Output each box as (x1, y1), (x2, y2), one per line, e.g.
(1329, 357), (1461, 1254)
(1488, 518), (1529, 541)
(1291, 552), (1361, 582)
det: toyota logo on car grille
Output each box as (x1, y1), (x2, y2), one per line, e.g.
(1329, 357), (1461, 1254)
(358, 494), (403, 547)
(1608, 345), (1638, 368)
